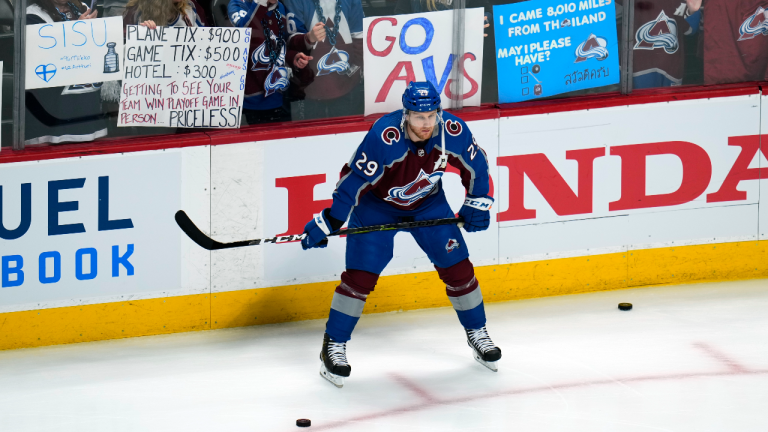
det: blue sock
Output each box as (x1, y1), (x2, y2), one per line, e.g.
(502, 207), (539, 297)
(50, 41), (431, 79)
(455, 301), (487, 329)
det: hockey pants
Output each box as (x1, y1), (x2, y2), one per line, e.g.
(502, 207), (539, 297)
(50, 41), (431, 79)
(325, 194), (487, 343)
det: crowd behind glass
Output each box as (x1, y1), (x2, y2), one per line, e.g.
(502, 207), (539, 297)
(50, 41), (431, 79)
(1, 0), (767, 147)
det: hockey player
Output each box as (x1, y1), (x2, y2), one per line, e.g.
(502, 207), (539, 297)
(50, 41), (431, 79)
(301, 81), (502, 388)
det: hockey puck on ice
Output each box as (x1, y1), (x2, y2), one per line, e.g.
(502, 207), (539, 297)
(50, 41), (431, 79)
(618, 303), (633, 311)
(296, 419), (311, 427)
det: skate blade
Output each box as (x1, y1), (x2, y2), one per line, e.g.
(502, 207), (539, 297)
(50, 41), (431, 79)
(473, 351), (498, 372)
(319, 362), (345, 388)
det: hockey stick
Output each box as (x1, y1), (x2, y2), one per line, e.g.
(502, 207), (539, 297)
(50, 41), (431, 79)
(175, 210), (465, 251)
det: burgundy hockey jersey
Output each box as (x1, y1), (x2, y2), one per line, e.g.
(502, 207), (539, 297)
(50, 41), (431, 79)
(329, 110), (491, 220)
(633, 1), (694, 85)
(703, 0), (768, 84)
(229, 0), (313, 99)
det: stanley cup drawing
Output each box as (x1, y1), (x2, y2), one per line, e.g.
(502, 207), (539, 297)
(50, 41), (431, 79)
(104, 42), (119, 73)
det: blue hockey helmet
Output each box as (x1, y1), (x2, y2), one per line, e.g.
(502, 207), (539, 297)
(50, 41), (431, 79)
(402, 81), (441, 113)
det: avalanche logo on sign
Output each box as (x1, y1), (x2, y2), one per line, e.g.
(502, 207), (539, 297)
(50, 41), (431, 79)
(738, 6), (768, 41)
(385, 169), (443, 206)
(634, 10), (679, 54)
(445, 238), (460, 253)
(574, 34), (610, 63)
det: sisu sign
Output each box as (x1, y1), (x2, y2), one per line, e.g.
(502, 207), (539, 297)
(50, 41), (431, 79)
(25, 16), (124, 90)
(363, 9), (485, 115)
(493, 0), (619, 103)
(1, 177), (134, 288)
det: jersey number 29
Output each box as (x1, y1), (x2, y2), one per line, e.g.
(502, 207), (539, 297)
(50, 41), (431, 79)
(355, 152), (378, 177)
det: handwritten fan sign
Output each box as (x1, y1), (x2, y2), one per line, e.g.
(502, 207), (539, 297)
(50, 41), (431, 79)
(363, 9), (485, 116)
(493, 0), (619, 103)
(118, 26), (250, 128)
(25, 17), (124, 90)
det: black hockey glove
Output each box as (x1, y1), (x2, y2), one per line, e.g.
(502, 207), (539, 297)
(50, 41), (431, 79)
(301, 209), (344, 250)
(458, 195), (494, 233)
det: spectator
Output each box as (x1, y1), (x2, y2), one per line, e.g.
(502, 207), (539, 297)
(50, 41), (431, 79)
(229, 0), (321, 124)
(25, 0), (108, 145)
(103, 0), (127, 19)
(690, 0), (768, 84)
(281, 0), (365, 120)
(632, 0), (701, 89)
(123, 0), (204, 28)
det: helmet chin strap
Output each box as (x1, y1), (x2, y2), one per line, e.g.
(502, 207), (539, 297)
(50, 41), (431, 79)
(434, 112), (448, 172)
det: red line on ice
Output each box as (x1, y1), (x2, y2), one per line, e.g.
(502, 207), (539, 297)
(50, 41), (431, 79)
(693, 342), (748, 373)
(306, 343), (765, 431)
(389, 373), (438, 403)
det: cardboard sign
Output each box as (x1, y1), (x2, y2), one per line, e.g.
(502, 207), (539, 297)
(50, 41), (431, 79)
(363, 9), (485, 116)
(493, 0), (620, 103)
(25, 17), (124, 90)
(118, 26), (250, 129)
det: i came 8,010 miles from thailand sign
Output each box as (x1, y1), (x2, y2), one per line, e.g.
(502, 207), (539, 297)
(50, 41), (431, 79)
(493, 0), (619, 103)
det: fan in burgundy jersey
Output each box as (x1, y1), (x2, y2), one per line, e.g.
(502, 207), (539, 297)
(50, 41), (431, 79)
(631, 0), (700, 88)
(697, 0), (768, 84)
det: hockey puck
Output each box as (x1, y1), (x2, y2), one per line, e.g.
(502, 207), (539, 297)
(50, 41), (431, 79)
(618, 303), (633, 311)
(532, 64), (541, 74)
(296, 419), (311, 427)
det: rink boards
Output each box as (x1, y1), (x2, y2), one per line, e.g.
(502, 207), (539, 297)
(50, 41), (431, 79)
(1, 90), (768, 349)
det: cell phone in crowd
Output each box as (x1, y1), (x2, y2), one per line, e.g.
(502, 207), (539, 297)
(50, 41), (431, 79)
(90, 0), (98, 12)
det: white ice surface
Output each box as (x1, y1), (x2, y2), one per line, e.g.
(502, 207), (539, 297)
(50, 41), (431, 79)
(1, 279), (768, 432)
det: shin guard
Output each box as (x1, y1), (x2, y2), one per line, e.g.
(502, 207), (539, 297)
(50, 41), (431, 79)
(435, 259), (487, 330)
(325, 269), (379, 342)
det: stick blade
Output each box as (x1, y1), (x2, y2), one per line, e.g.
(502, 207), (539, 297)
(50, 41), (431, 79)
(175, 210), (219, 250)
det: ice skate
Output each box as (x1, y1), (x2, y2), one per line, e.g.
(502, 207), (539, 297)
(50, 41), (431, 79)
(319, 333), (351, 388)
(465, 327), (502, 372)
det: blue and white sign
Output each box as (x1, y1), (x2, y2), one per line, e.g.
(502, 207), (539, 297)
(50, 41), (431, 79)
(25, 17), (124, 90)
(493, 0), (619, 103)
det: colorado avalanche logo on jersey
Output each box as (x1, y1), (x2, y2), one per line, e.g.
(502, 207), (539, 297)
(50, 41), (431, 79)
(634, 10), (679, 54)
(738, 6), (768, 41)
(381, 126), (401, 145)
(265, 65), (289, 96)
(445, 239), (460, 253)
(575, 34), (609, 63)
(251, 40), (285, 71)
(385, 169), (443, 206)
(445, 119), (463, 136)
(317, 47), (352, 76)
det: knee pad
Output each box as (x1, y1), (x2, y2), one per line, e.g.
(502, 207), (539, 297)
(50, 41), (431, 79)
(336, 269), (380, 300)
(435, 259), (478, 297)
